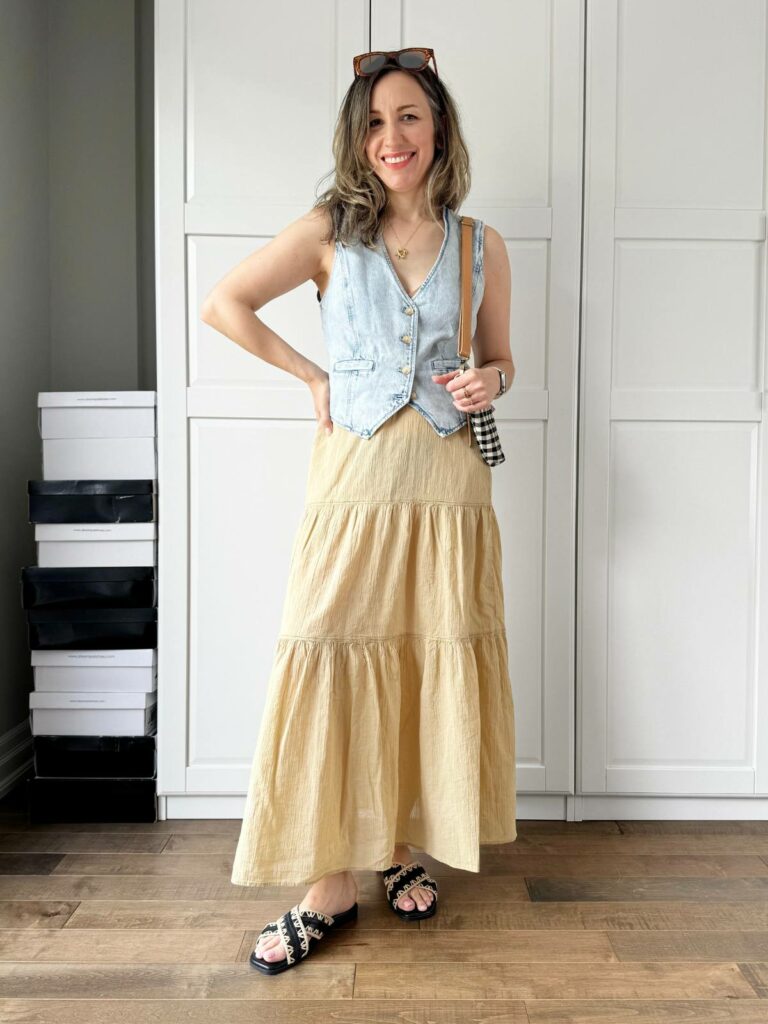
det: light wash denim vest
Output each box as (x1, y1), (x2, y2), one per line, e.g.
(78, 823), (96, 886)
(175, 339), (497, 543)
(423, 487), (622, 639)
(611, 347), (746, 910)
(316, 206), (485, 439)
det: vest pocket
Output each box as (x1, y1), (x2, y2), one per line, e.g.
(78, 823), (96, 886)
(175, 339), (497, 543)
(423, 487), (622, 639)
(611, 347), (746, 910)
(333, 357), (375, 373)
(430, 357), (462, 373)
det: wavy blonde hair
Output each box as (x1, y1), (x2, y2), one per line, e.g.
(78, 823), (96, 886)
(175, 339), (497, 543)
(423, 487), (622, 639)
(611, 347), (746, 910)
(313, 64), (471, 249)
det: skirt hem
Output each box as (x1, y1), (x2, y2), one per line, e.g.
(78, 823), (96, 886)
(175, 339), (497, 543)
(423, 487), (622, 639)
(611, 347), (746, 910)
(229, 830), (519, 888)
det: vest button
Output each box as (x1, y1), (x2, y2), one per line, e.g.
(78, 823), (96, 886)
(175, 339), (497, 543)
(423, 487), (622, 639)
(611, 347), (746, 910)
(401, 334), (412, 344)
(404, 306), (415, 315)
(400, 365), (410, 374)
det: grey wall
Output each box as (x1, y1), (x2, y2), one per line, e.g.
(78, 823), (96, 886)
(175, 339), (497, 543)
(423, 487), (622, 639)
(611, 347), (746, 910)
(0, 0), (50, 791)
(0, 0), (154, 795)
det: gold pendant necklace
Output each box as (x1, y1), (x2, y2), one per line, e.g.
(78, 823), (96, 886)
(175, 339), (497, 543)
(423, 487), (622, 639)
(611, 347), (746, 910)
(386, 214), (425, 260)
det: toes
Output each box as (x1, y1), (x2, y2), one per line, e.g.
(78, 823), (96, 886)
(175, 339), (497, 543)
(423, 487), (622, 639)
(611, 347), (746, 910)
(397, 885), (434, 911)
(254, 933), (285, 962)
(413, 885), (434, 909)
(262, 939), (287, 963)
(264, 942), (288, 958)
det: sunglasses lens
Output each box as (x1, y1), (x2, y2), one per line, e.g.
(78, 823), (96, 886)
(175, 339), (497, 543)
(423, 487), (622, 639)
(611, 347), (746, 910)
(359, 53), (388, 75)
(398, 49), (428, 69)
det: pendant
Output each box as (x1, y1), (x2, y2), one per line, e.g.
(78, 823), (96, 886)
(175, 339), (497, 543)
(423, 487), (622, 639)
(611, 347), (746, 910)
(396, 248), (408, 259)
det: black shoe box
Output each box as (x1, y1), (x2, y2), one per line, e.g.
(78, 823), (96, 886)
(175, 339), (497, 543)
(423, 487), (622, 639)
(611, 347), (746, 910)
(21, 566), (157, 610)
(28, 479), (156, 524)
(27, 776), (157, 824)
(33, 735), (156, 779)
(26, 607), (157, 650)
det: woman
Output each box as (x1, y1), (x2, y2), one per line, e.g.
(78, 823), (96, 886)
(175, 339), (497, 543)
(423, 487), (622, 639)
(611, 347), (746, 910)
(200, 47), (517, 975)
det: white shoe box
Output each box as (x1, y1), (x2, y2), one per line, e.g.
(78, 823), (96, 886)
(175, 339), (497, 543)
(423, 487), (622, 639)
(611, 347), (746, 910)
(35, 523), (157, 567)
(38, 391), (157, 481)
(29, 691), (157, 736)
(32, 649), (157, 693)
(38, 391), (156, 439)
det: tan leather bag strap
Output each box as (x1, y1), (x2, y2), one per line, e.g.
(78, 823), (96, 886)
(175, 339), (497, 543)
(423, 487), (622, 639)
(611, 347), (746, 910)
(458, 214), (474, 444)
(458, 215), (474, 360)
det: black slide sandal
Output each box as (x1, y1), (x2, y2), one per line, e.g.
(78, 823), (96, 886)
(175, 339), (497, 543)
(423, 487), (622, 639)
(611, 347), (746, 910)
(379, 860), (439, 921)
(250, 901), (358, 975)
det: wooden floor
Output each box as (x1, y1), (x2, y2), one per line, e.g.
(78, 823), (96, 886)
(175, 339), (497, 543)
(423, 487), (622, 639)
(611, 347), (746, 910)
(1, 782), (768, 1022)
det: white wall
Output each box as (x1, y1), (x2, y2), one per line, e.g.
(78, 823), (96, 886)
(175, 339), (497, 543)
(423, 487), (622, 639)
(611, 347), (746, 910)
(0, 0), (155, 796)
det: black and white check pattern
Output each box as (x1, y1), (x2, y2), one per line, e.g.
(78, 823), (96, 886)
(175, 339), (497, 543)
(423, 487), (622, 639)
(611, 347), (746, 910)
(457, 358), (506, 467)
(469, 405), (505, 466)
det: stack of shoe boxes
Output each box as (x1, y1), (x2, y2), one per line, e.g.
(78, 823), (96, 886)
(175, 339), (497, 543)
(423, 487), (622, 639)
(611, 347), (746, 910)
(22, 392), (158, 823)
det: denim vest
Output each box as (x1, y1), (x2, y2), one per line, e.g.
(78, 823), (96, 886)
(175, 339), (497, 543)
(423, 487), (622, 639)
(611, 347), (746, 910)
(316, 206), (485, 439)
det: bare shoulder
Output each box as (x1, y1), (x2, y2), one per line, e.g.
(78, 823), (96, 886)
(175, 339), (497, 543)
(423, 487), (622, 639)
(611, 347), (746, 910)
(301, 205), (336, 289)
(481, 224), (510, 284)
(297, 204), (334, 243)
(482, 224), (506, 258)
(277, 204), (335, 269)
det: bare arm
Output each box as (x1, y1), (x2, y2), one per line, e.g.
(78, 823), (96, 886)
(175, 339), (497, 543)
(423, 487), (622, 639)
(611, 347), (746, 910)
(473, 225), (515, 380)
(442, 224), (516, 410)
(200, 207), (334, 429)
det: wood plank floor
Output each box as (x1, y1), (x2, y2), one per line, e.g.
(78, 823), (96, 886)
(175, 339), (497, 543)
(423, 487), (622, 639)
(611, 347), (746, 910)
(1, 782), (768, 1022)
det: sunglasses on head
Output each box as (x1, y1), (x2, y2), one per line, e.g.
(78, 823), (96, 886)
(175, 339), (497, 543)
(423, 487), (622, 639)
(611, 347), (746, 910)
(353, 47), (439, 79)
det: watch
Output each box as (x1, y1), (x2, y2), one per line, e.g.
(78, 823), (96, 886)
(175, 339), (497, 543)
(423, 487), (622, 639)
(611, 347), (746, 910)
(491, 367), (506, 398)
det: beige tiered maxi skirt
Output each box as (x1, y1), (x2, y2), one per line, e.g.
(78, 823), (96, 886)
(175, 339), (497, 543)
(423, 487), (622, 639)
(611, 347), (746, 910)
(230, 404), (517, 887)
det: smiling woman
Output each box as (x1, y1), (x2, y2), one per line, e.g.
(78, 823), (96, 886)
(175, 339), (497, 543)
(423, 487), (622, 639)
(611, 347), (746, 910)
(309, 50), (470, 250)
(204, 46), (517, 976)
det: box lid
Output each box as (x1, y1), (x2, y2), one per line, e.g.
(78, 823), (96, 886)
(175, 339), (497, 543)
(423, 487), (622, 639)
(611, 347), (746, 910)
(38, 392), (157, 408)
(27, 608), (157, 623)
(32, 734), (156, 752)
(22, 566), (157, 583)
(31, 649), (158, 667)
(28, 480), (156, 495)
(29, 691), (157, 709)
(34, 523), (157, 540)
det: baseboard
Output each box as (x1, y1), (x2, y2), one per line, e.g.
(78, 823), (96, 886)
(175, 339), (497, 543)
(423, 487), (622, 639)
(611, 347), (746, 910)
(158, 791), (768, 821)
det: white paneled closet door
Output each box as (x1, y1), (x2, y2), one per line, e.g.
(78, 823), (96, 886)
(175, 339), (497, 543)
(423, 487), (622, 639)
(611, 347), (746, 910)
(156, 0), (369, 815)
(579, 0), (768, 807)
(155, 0), (584, 818)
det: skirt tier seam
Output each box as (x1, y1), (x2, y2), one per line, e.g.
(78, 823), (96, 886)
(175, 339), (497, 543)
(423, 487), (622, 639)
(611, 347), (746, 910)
(276, 628), (506, 644)
(304, 498), (493, 508)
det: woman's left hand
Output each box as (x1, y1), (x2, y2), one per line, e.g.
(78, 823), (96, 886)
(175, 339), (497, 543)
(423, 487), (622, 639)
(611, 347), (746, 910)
(432, 366), (498, 412)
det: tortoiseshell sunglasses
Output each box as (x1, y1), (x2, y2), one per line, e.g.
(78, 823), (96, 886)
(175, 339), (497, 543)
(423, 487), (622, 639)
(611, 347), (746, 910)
(353, 47), (439, 79)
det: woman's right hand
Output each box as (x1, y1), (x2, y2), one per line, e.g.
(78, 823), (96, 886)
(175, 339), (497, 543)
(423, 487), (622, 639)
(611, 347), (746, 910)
(308, 370), (333, 435)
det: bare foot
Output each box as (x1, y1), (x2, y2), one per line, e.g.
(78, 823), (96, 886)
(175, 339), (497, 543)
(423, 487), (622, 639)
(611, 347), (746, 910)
(388, 843), (435, 912)
(252, 869), (358, 964)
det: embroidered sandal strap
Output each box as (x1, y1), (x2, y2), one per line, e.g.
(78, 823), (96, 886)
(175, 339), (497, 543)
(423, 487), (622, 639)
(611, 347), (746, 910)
(381, 860), (439, 908)
(257, 903), (336, 967)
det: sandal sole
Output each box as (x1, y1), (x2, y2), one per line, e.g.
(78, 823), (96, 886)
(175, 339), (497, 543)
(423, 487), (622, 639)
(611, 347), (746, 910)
(391, 899), (437, 921)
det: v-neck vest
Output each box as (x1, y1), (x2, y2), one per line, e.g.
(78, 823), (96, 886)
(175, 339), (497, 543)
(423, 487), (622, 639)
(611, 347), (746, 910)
(317, 206), (485, 439)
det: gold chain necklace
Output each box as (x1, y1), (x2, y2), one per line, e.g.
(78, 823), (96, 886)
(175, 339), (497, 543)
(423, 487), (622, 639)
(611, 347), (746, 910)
(385, 214), (425, 260)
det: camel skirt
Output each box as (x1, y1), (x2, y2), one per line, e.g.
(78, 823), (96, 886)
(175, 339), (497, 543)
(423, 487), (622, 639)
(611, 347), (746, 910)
(230, 404), (517, 886)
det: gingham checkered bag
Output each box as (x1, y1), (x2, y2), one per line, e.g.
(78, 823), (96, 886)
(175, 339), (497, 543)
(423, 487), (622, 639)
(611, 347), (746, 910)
(458, 356), (505, 467)
(457, 216), (506, 468)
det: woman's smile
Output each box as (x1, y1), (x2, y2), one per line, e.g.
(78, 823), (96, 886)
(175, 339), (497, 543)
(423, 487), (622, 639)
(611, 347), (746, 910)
(382, 150), (416, 168)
